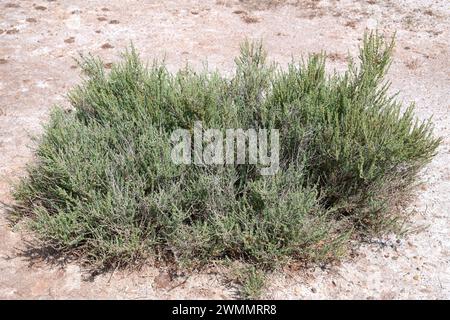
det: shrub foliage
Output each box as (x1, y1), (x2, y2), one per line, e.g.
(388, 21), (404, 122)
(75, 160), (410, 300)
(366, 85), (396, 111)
(14, 33), (439, 270)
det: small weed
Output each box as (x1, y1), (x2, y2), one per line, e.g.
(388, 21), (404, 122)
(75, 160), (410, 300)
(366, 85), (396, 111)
(234, 266), (266, 299)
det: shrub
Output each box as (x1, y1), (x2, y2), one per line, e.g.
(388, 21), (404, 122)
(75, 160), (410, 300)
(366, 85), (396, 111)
(13, 32), (439, 271)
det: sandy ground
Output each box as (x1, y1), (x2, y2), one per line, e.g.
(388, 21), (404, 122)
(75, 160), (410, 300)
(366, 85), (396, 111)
(0, 0), (449, 299)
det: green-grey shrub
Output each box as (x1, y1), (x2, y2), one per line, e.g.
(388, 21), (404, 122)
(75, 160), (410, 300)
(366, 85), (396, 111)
(13, 32), (440, 269)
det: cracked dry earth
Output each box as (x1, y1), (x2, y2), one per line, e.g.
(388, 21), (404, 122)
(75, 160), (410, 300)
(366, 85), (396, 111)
(0, 0), (449, 299)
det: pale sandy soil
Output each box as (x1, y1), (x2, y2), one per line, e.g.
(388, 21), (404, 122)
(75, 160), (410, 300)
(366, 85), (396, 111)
(0, 0), (449, 299)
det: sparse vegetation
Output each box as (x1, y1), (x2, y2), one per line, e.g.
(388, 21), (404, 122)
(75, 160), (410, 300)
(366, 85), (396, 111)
(13, 32), (439, 290)
(233, 266), (266, 299)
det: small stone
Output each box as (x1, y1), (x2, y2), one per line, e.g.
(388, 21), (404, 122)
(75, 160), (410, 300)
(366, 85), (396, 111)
(6, 28), (19, 35)
(101, 43), (114, 49)
(153, 272), (172, 289)
(5, 3), (21, 8)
